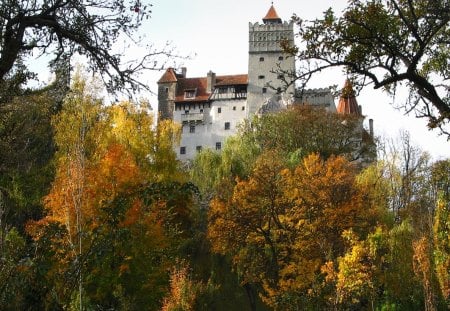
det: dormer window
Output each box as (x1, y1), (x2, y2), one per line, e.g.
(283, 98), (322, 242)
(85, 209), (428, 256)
(184, 89), (196, 99)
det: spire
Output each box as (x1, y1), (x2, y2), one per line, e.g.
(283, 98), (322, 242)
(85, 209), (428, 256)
(263, 4), (282, 24)
(337, 79), (362, 116)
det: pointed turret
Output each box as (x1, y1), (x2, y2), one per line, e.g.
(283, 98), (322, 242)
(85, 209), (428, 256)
(157, 67), (178, 83)
(158, 68), (179, 120)
(263, 4), (282, 24)
(337, 79), (362, 116)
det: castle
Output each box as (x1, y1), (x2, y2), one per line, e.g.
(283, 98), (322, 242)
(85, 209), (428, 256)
(157, 4), (373, 161)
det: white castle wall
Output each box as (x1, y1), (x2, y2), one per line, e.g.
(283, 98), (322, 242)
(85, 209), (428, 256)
(174, 98), (247, 160)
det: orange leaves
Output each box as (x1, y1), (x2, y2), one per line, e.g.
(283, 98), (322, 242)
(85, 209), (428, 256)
(94, 143), (141, 197)
(207, 151), (372, 307)
(121, 198), (143, 227)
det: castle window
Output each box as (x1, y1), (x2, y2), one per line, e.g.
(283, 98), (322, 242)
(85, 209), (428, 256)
(224, 122), (230, 130)
(180, 146), (186, 155)
(189, 125), (195, 133)
(278, 56), (284, 61)
(200, 109), (203, 113)
(165, 87), (169, 93)
(184, 89), (196, 99)
(215, 142), (222, 150)
(262, 87), (267, 94)
(259, 57), (264, 62)
(185, 110), (189, 114)
(233, 106), (236, 111)
(242, 106), (245, 111)
(218, 107), (222, 114)
(196, 146), (202, 152)
(258, 75), (265, 79)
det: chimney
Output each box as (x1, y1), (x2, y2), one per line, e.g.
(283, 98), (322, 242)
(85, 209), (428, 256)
(369, 119), (374, 138)
(207, 70), (216, 94)
(181, 67), (187, 78)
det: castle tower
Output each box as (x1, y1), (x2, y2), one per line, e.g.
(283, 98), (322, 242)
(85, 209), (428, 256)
(247, 4), (296, 115)
(157, 67), (183, 120)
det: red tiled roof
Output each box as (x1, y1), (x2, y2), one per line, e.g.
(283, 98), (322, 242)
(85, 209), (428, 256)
(215, 74), (248, 86)
(157, 68), (178, 83)
(337, 79), (362, 116)
(175, 77), (210, 102)
(175, 74), (248, 103)
(263, 5), (282, 22)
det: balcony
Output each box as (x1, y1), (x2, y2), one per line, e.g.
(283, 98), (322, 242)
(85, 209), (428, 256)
(211, 91), (247, 100)
(181, 112), (204, 122)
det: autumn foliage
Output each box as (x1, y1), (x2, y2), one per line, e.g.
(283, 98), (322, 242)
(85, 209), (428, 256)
(4, 73), (450, 310)
(208, 151), (377, 308)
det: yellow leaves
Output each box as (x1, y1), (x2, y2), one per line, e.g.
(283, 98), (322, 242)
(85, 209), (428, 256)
(207, 151), (375, 307)
(106, 102), (155, 167)
(335, 234), (376, 305)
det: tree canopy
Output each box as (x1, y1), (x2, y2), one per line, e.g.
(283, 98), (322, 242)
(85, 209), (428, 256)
(0, 0), (174, 94)
(288, 0), (450, 136)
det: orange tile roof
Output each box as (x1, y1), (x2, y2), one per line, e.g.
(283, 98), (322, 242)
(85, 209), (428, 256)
(175, 74), (248, 103)
(215, 74), (248, 86)
(263, 5), (282, 22)
(337, 79), (362, 116)
(175, 77), (209, 102)
(157, 68), (178, 83)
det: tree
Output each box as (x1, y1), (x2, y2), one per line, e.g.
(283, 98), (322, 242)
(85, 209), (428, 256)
(432, 160), (450, 306)
(378, 131), (434, 230)
(242, 105), (374, 164)
(413, 236), (438, 311)
(325, 221), (425, 310)
(22, 71), (201, 309)
(334, 229), (378, 309)
(0, 0), (176, 93)
(161, 261), (205, 311)
(289, 0), (450, 136)
(0, 91), (56, 231)
(208, 152), (375, 309)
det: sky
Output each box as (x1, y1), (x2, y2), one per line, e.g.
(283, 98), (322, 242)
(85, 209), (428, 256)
(136, 0), (449, 160)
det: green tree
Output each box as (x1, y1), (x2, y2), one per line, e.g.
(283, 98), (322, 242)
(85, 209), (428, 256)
(289, 0), (450, 136)
(0, 92), (56, 232)
(243, 105), (373, 163)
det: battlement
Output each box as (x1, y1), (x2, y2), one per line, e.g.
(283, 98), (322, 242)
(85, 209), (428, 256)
(249, 21), (293, 31)
(249, 21), (294, 53)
